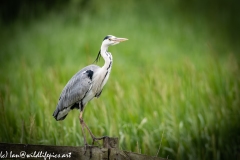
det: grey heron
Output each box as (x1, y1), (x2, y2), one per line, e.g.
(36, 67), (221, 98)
(53, 35), (128, 146)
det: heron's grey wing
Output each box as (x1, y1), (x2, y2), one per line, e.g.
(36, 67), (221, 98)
(59, 71), (91, 108)
(53, 65), (100, 120)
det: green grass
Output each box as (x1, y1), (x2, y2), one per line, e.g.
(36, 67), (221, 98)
(0, 1), (240, 159)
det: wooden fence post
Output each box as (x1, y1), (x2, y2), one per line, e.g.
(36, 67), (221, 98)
(0, 138), (168, 160)
(103, 137), (118, 149)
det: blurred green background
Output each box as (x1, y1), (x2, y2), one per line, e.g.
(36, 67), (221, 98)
(0, 0), (240, 159)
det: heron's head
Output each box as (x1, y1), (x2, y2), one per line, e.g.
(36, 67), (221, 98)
(94, 35), (128, 63)
(102, 35), (128, 46)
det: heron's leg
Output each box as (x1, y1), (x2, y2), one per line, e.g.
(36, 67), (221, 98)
(79, 104), (106, 146)
(79, 111), (88, 146)
(83, 122), (106, 145)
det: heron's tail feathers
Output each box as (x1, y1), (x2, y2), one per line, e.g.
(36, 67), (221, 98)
(53, 108), (69, 121)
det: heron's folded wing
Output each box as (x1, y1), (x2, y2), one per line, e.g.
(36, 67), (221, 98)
(57, 65), (99, 111)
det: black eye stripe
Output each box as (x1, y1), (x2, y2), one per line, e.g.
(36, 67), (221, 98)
(103, 35), (111, 41)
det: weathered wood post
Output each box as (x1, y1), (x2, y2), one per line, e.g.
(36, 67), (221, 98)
(103, 137), (119, 149)
(0, 138), (168, 160)
(101, 137), (119, 159)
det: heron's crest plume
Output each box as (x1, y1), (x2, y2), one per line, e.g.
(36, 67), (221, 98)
(94, 50), (101, 63)
(94, 35), (111, 63)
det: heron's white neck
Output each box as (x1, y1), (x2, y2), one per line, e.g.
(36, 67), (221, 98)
(92, 44), (113, 94)
(100, 45), (112, 71)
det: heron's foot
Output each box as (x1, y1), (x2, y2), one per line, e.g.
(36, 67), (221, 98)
(91, 136), (108, 145)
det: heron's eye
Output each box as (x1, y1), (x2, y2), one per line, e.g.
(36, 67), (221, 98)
(108, 38), (111, 41)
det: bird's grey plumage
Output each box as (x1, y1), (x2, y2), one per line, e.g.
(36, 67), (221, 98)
(52, 35), (128, 146)
(53, 64), (100, 120)
(52, 35), (128, 145)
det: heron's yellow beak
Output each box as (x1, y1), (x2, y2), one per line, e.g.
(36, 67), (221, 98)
(114, 37), (128, 42)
